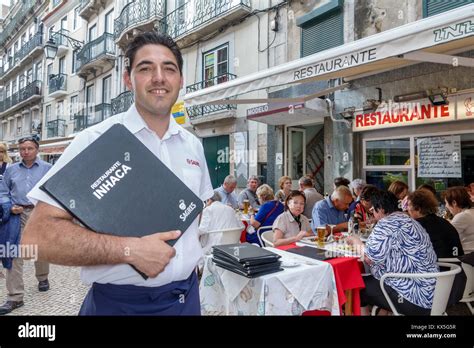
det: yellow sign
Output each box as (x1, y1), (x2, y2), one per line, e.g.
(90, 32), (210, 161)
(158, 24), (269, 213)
(172, 101), (186, 124)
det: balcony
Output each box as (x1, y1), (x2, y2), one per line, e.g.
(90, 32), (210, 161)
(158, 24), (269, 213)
(76, 33), (116, 79)
(79, 0), (108, 21)
(111, 91), (134, 116)
(0, 80), (42, 116)
(48, 74), (68, 99)
(0, 0), (37, 48)
(73, 103), (111, 132)
(0, 33), (43, 83)
(164, 0), (251, 48)
(46, 119), (66, 138)
(185, 72), (237, 125)
(114, 0), (166, 49)
(50, 29), (72, 56)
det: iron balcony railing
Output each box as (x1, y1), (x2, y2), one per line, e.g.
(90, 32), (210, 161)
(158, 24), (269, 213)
(186, 104), (236, 120)
(0, 0), (37, 47)
(76, 33), (115, 72)
(0, 33), (43, 80)
(48, 74), (68, 95)
(111, 91), (134, 115)
(74, 103), (111, 132)
(164, 0), (251, 39)
(114, 0), (165, 41)
(47, 119), (66, 138)
(0, 80), (42, 113)
(186, 72), (237, 93)
(50, 29), (70, 47)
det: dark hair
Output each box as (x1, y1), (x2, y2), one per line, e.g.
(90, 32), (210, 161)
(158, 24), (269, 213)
(388, 180), (409, 198)
(284, 190), (306, 211)
(359, 184), (379, 201)
(443, 186), (472, 209)
(334, 177), (350, 188)
(407, 190), (439, 216)
(417, 184), (436, 196)
(125, 32), (183, 75)
(370, 190), (399, 215)
(18, 136), (39, 149)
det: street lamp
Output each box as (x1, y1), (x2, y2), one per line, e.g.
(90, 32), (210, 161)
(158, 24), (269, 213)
(43, 32), (84, 60)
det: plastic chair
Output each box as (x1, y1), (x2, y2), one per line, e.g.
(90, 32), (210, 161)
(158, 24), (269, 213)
(438, 257), (474, 314)
(372, 262), (461, 316)
(202, 227), (245, 246)
(258, 229), (274, 247)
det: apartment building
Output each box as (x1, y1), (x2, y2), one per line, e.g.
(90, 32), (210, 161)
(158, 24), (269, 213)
(0, 0), (49, 155)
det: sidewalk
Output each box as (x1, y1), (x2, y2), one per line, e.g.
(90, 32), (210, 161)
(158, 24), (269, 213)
(0, 262), (89, 315)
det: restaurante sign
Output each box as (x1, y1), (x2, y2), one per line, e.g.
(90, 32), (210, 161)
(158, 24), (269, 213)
(353, 99), (455, 132)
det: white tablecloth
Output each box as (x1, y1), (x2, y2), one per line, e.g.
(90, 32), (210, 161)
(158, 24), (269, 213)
(200, 248), (339, 315)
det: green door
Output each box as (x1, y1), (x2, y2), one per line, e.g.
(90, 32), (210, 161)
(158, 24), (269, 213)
(203, 135), (230, 188)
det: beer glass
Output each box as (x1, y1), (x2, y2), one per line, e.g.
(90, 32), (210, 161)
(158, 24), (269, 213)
(243, 199), (250, 214)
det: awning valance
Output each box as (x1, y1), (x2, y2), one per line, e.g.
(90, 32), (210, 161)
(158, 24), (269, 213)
(184, 4), (474, 107)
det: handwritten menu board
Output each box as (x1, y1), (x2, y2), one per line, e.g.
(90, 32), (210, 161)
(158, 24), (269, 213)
(417, 136), (461, 178)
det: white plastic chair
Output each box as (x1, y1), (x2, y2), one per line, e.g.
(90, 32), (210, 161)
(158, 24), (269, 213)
(372, 262), (461, 316)
(438, 257), (474, 314)
(202, 227), (244, 246)
(258, 228), (274, 247)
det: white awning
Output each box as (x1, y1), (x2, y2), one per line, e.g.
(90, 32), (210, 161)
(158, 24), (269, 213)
(184, 4), (474, 107)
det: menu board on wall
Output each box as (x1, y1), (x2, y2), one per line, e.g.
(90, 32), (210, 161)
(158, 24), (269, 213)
(417, 136), (461, 178)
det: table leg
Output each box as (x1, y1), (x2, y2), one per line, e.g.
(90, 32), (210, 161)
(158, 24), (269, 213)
(344, 289), (353, 316)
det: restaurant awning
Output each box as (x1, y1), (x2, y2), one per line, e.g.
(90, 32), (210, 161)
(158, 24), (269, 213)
(184, 4), (474, 107)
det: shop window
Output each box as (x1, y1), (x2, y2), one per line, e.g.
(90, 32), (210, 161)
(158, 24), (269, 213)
(366, 138), (410, 166)
(366, 171), (409, 191)
(423, 0), (472, 18)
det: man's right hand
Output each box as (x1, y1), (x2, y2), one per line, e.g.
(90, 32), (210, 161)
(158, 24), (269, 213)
(126, 230), (181, 278)
(11, 205), (24, 215)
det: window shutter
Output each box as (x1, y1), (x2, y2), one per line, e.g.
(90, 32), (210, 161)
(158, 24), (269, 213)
(424, 0), (473, 17)
(301, 11), (343, 57)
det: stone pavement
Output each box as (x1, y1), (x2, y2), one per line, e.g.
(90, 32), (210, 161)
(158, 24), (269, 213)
(0, 262), (89, 316)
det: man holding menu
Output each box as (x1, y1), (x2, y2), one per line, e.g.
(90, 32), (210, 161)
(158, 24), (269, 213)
(22, 33), (213, 315)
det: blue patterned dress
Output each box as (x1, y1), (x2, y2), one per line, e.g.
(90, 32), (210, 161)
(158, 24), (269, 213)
(365, 212), (439, 309)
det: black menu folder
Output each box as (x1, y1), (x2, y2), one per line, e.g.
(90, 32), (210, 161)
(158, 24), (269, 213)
(40, 124), (205, 279)
(212, 243), (283, 278)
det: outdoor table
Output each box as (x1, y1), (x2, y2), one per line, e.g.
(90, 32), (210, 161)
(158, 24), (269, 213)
(277, 243), (365, 315)
(199, 250), (339, 315)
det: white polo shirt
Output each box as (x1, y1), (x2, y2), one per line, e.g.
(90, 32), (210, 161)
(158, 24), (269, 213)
(28, 104), (214, 287)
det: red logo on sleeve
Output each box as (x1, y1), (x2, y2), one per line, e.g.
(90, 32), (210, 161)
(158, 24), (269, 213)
(187, 159), (200, 167)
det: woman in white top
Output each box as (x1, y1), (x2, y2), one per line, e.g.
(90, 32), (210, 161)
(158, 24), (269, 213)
(272, 190), (313, 247)
(444, 186), (474, 253)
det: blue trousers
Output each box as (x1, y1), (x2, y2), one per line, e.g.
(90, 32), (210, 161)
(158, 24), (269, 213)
(79, 271), (200, 315)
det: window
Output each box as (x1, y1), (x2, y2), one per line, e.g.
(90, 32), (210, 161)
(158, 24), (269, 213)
(298, 0), (343, 57)
(47, 63), (53, 84)
(61, 16), (67, 31)
(72, 50), (78, 73)
(49, 25), (55, 40)
(45, 105), (52, 122)
(102, 75), (112, 119)
(70, 95), (78, 120)
(423, 0), (472, 17)
(73, 6), (81, 30)
(35, 62), (42, 81)
(104, 9), (114, 34)
(12, 79), (17, 93)
(27, 68), (33, 84)
(21, 33), (26, 46)
(203, 44), (229, 87)
(19, 74), (25, 89)
(88, 24), (97, 41)
(366, 138), (410, 166)
(59, 56), (66, 74)
(56, 100), (64, 119)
